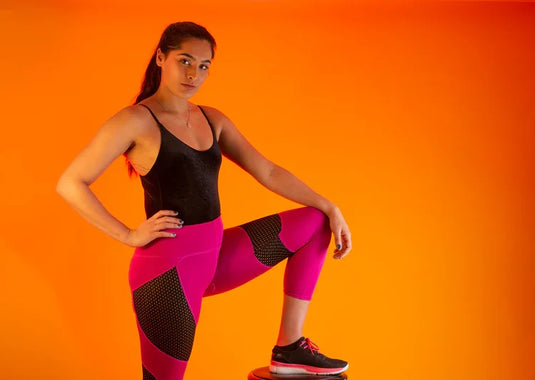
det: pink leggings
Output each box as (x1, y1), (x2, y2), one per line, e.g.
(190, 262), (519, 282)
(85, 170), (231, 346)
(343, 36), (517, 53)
(128, 206), (331, 380)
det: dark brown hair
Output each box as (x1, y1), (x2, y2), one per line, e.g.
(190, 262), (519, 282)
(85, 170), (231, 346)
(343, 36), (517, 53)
(124, 21), (216, 178)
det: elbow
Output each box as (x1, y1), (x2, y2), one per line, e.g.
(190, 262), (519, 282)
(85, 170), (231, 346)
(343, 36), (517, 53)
(261, 162), (277, 186)
(55, 175), (69, 198)
(56, 174), (83, 199)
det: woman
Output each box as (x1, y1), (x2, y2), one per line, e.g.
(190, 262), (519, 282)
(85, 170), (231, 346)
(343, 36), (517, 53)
(56, 21), (352, 380)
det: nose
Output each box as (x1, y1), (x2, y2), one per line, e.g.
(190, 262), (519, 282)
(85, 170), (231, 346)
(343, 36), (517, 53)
(186, 67), (197, 82)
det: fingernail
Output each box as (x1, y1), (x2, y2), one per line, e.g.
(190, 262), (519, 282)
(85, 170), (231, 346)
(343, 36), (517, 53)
(172, 233), (176, 237)
(336, 244), (342, 250)
(179, 219), (184, 223)
(174, 211), (179, 214)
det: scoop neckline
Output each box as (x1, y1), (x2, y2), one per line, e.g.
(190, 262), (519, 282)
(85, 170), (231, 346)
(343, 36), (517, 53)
(139, 102), (216, 153)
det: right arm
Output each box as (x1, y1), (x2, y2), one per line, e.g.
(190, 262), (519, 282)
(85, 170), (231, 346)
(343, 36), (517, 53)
(55, 105), (181, 247)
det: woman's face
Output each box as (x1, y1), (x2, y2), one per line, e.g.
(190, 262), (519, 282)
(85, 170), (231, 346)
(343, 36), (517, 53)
(156, 38), (213, 98)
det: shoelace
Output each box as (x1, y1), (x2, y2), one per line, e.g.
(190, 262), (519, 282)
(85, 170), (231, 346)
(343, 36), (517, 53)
(299, 337), (320, 355)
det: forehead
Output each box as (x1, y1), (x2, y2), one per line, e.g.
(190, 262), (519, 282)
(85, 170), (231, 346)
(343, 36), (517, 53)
(173, 38), (212, 61)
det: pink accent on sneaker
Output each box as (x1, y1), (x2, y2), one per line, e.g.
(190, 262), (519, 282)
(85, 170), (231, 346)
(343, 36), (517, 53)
(300, 337), (320, 354)
(270, 360), (348, 375)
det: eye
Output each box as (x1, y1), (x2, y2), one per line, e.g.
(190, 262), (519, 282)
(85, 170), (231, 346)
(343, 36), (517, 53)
(200, 64), (210, 70)
(180, 58), (191, 65)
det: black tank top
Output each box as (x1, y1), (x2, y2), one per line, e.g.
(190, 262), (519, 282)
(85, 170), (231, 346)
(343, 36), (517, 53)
(137, 103), (222, 225)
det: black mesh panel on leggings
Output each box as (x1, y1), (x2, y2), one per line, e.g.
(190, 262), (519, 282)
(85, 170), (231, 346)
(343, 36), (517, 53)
(142, 365), (156, 380)
(239, 213), (295, 266)
(132, 266), (196, 361)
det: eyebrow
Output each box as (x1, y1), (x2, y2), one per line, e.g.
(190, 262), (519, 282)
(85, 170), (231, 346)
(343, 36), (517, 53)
(177, 53), (211, 63)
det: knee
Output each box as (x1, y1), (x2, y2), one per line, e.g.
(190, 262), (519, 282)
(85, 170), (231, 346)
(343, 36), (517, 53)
(301, 206), (331, 234)
(293, 207), (332, 250)
(278, 206), (331, 252)
(280, 206), (330, 232)
(309, 208), (332, 254)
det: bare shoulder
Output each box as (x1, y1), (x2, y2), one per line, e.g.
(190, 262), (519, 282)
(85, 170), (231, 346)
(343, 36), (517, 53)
(197, 104), (228, 120)
(56, 103), (158, 186)
(94, 103), (160, 153)
(196, 105), (233, 135)
(107, 103), (155, 137)
(195, 104), (273, 182)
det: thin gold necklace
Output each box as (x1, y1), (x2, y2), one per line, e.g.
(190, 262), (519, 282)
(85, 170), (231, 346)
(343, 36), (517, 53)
(155, 98), (192, 129)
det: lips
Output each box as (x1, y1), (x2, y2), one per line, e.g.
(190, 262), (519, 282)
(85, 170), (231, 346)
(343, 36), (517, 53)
(182, 83), (196, 88)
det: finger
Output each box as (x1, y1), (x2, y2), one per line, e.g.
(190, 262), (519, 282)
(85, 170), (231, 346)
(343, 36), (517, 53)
(338, 236), (352, 259)
(153, 221), (182, 232)
(156, 230), (177, 238)
(163, 216), (184, 224)
(149, 210), (171, 222)
(343, 232), (352, 250)
(154, 218), (182, 227)
(339, 247), (351, 259)
(166, 221), (183, 229)
(154, 210), (180, 219)
(333, 230), (342, 253)
(334, 234), (351, 259)
(334, 246), (349, 259)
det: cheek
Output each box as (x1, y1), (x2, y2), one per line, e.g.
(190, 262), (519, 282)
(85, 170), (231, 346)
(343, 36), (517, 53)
(163, 65), (181, 80)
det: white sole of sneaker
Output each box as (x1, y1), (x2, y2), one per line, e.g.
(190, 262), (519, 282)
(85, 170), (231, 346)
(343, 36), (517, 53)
(270, 361), (349, 375)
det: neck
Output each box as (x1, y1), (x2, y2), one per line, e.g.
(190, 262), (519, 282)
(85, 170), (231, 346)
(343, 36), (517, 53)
(154, 88), (190, 114)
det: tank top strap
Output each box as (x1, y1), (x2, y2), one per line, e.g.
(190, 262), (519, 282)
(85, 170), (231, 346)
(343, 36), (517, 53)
(138, 103), (164, 130)
(198, 105), (217, 139)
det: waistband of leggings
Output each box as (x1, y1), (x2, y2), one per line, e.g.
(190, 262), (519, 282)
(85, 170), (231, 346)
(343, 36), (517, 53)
(164, 213), (223, 233)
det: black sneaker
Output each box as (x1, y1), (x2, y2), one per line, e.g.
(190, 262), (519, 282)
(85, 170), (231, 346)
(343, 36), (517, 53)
(270, 337), (349, 375)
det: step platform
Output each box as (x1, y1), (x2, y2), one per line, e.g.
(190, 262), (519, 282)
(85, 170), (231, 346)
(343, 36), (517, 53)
(248, 366), (347, 379)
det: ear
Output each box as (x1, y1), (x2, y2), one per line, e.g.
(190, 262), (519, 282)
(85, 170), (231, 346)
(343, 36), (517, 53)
(155, 48), (164, 67)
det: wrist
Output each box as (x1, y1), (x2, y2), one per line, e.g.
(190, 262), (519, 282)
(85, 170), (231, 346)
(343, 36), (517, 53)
(121, 227), (133, 246)
(320, 201), (339, 217)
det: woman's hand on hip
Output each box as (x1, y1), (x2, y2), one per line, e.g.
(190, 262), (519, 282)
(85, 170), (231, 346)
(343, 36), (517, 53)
(124, 210), (184, 247)
(326, 206), (352, 259)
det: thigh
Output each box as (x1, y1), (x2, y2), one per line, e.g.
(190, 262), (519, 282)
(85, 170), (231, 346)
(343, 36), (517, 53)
(128, 217), (223, 379)
(203, 206), (328, 296)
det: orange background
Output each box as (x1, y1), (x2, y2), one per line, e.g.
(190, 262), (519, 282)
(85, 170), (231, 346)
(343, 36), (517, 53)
(1, 1), (534, 379)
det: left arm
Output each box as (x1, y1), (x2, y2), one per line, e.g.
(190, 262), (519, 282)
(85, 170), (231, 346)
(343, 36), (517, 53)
(267, 166), (353, 259)
(260, 163), (335, 216)
(206, 106), (333, 213)
(203, 106), (352, 258)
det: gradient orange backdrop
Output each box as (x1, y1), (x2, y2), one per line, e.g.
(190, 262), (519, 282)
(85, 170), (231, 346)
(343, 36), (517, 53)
(1, 1), (534, 379)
